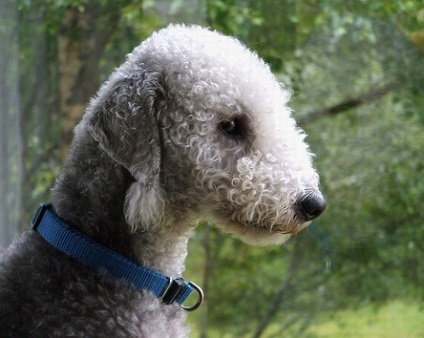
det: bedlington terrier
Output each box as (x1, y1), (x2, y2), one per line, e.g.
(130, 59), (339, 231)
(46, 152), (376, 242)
(0, 24), (325, 337)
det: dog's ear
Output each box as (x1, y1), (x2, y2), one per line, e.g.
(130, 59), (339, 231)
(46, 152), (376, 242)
(85, 71), (166, 231)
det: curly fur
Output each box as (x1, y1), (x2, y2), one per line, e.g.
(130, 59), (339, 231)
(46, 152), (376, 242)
(0, 24), (325, 337)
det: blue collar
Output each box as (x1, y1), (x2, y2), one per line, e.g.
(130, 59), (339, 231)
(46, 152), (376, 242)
(31, 204), (203, 311)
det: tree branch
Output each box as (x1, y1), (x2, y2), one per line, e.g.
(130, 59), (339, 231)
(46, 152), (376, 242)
(298, 82), (399, 125)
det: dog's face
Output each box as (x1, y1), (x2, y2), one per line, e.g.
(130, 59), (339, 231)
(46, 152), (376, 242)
(86, 25), (325, 245)
(144, 25), (326, 245)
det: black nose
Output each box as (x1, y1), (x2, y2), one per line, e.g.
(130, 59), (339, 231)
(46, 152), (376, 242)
(297, 192), (326, 221)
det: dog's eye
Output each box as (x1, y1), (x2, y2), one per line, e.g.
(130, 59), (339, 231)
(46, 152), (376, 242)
(219, 118), (242, 137)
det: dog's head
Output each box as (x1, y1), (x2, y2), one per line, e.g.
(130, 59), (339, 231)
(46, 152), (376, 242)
(83, 24), (325, 245)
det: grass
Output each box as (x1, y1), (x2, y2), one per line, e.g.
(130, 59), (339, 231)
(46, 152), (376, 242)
(189, 300), (424, 338)
(306, 300), (424, 338)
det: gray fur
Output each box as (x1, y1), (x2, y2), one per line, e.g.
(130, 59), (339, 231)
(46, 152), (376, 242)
(0, 24), (325, 337)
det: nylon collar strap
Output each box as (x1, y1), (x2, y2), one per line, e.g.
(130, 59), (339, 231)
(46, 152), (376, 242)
(31, 203), (203, 311)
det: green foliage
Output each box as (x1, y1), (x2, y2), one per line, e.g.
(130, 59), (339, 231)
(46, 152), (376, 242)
(284, 9), (424, 318)
(206, 0), (264, 39)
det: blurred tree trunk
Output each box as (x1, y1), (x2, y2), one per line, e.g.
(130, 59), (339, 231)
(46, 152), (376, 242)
(199, 223), (226, 337)
(58, 2), (130, 160)
(252, 238), (303, 338)
(199, 222), (212, 338)
(0, 1), (23, 246)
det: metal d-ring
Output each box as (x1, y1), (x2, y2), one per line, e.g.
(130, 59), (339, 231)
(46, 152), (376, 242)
(180, 281), (204, 312)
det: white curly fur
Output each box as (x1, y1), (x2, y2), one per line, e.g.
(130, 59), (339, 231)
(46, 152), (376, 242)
(0, 24), (325, 337)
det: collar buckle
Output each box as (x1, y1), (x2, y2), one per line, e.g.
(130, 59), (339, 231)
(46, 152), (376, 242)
(180, 281), (204, 312)
(160, 278), (204, 311)
(160, 277), (186, 305)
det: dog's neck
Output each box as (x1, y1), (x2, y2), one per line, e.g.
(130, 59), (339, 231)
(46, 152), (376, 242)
(52, 134), (190, 277)
(130, 230), (190, 277)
